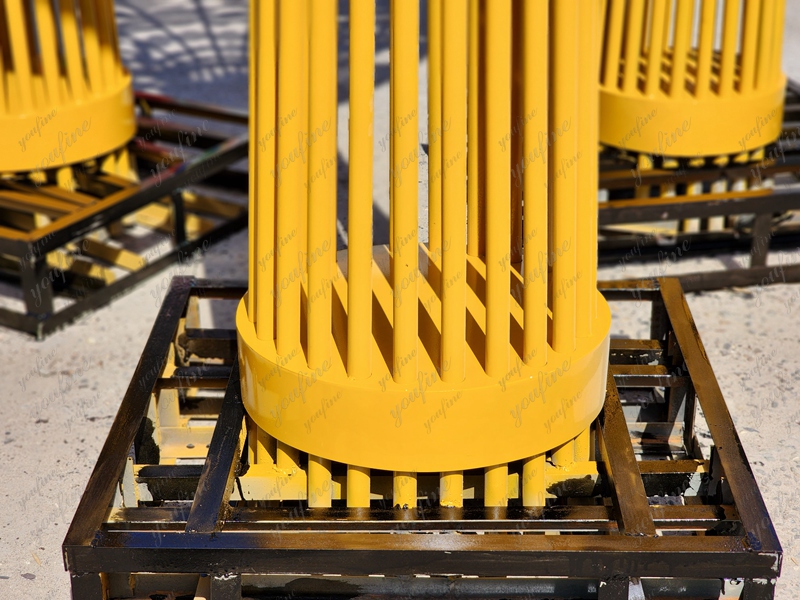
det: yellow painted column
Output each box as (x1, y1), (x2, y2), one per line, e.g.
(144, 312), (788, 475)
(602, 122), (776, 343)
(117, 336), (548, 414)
(308, 456), (332, 508)
(307, 0), (337, 369)
(275, 0), (307, 357)
(440, 0), (468, 382)
(440, 471), (463, 508)
(550, 0), (578, 354)
(428, 0), (442, 269)
(393, 472), (417, 508)
(390, 0), (419, 384)
(523, 0), (548, 365)
(484, 0), (511, 377)
(466, 0), (483, 257)
(484, 463), (508, 507)
(522, 453), (546, 507)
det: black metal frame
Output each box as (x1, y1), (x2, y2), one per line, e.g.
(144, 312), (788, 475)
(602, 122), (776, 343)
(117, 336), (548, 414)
(63, 277), (782, 600)
(0, 92), (248, 338)
(598, 79), (800, 292)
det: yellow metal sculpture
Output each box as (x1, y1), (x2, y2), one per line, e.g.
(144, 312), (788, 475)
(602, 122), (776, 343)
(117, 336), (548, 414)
(237, 0), (610, 508)
(0, 0), (135, 175)
(600, 0), (787, 159)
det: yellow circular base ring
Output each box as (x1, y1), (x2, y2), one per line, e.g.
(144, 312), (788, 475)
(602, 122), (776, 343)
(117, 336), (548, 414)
(600, 76), (786, 158)
(237, 247), (611, 473)
(1, 74), (136, 173)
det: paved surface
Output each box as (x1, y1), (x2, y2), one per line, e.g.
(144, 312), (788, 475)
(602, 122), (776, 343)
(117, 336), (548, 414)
(1, 1), (799, 598)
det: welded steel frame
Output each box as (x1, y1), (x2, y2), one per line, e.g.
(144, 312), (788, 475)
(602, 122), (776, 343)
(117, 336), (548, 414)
(63, 277), (782, 600)
(0, 92), (248, 338)
(599, 79), (800, 292)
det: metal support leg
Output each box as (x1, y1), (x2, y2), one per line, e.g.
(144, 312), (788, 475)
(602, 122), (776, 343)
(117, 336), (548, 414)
(750, 213), (772, 268)
(21, 256), (55, 318)
(741, 578), (777, 600)
(210, 573), (241, 599)
(70, 572), (104, 600)
(598, 576), (629, 599)
(172, 190), (188, 245)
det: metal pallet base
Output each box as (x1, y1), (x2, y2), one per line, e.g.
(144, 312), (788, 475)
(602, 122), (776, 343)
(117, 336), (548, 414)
(599, 79), (800, 292)
(0, 93), (248, 338)
(63, 277), (781, 600)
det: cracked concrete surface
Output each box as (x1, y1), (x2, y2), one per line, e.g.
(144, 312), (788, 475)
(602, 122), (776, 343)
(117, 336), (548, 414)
(1, 1), (800, 597)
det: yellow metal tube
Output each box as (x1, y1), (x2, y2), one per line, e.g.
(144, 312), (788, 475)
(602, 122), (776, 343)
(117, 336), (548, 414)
(603, 0), (625, 88)
(509, 0), (524, 265)
(740, 0), (761, 93)
(308, 456), (332, 508)
(439, 471), (463, 508)
(522, 453), (545, 507)
(440, 0), (468, 382)
(576, 0), (595, 339)
(347, 465), (371, 508)
(669, 0), (692, 99)
(307, 0), (337, 369)
(719, 0), (740, 96)
(550, 0), (577, 354)
(59, 0), (87, 102)
(276, 441), (300, 472)
(756, 0), (776, 90)
(694, 0), (715, 99)
(253, 0), (277, 340)
(484, 463), (508, 507)
(645, 0), (667, 97)
(771, 0), (787, 85)
(428, 0), (442, 268)
(348, 0), (375, 378)
(466, 0), (482, 257)
(79, 0), (104, 93)
(393, 472), (417, 508)
(390, 0), (419, 384)
(34, 0), (62, 105)
(523, 0), (548, 364)
(6, 0), (34, 110)
(622, 0), (644, 94)
(551, 439), (574, 467)
(484, 0), (511, 377)
(275, 0), (307, 356)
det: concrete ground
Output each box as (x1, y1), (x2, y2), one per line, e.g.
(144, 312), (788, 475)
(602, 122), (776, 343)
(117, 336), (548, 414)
(1, 1), (800, 598)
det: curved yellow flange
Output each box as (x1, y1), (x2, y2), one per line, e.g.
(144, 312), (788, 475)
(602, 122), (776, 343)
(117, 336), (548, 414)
(1, 74), (136, 173)
(600, 77), (786, 158)
(237, 256), (611, 472)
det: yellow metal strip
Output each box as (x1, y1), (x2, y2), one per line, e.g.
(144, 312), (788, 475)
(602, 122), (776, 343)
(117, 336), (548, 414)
(390, 0), (419, 384)
(79, 0), (104, 93)
(484, 0), (511, 377)
(347, 0), (375, 379)
(719, 0), (740, 96)
(6, 0), (34, 111)
(427, 0), (442, 269)
(466, 0), (481, 257)
(59, 0), (86, 102)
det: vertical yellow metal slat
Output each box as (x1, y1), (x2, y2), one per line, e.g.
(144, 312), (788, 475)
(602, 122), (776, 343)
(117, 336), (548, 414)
(79, 0), (104, 93)
(96, 0), (118, 89)
(34, 0), (62, 105)
(308, 0), (337, 368)
(771, 0), (787, 85)
(275, 0), (306, 356)
(428, 0), (442, 269)
(574, 427), (591, 461)
(484, 463), (508, 507)
(254, 0), (277, 339)
(550, 0), (578, 354)
(669, 0), (693, 98)
(755, 0), (776, 90)
(645, 0), (667, 97)
(6, 0), (34, 110)
(739, 0), (761, 94)
(390, 0), (419, 384)
(347, 465), (371, 508)
(719, 0), (740, 96)
(484, 0), (510, 377)
(576, 0), (595, 339)
(522, 453), (545, 507)
(308, 456), (332, 508)
(248, 0), (258, 322)
(467, 0), (481, 257)
(622, 0), (644, 94)
(523, 0), (548, 365)
(348, 0), (374, 379)
(603, 0), (625, 87)
(694, 0), (715, 98)
(441, 0), (467, 383)
(59, 0), (87, 101)
(509, 0), (523, 265)
(439, 471), (463, 508)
